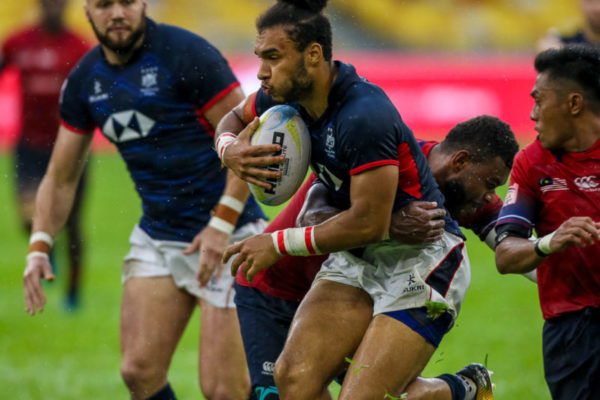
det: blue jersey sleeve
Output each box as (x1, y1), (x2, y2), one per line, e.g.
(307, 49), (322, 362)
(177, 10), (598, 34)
(177, 34), (239, 112)
(59, 62), (95, 133)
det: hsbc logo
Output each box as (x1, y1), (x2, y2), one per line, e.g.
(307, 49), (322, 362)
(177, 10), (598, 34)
(102, 110), (155, 143)
(574, 176), (599, 190)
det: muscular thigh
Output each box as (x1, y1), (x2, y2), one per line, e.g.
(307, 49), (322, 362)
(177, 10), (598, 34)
(277, 280), (373, 384)
(121, 276), (196, 366)
(339, 313), (436, 399)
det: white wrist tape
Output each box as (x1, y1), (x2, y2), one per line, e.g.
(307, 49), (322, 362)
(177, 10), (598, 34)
(29, 231), (53, 246)
(271, 227), (321, 256)
(219, 195), (244, 213)
(537, 230), (556, 255)
(26, 251), (50, 261)
(208, 216), (235, 235)
(216, 133), (237, 160)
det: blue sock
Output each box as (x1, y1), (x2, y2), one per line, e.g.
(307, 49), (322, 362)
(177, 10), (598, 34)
(147, 383), (177, 400)
(437, 374), (466, 400)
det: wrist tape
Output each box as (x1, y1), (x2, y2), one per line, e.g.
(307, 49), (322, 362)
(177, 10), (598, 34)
(216, 133), (237, 161)
(208, 195), (244, 235)
(271, 227), (321, 256)
(28, 231), (53, 255)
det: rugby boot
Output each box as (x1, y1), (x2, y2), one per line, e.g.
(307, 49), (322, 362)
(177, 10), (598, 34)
(457, 363), (494, 400)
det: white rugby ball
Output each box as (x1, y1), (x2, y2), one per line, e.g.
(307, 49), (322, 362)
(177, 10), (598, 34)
(249, 105), (311, 206)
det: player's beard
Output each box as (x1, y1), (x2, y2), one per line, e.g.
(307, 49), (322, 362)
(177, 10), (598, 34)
(438, 178), (468, 219)
(90, 14), (146, 55)
(280, 58), (314, 103)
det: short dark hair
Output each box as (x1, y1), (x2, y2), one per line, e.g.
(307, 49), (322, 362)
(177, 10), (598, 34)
(439, 115), (519, 169)
(257, 0), (333, 61)
(535, 44), (600, 112)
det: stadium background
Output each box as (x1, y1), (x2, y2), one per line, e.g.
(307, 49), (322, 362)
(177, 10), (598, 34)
(0, 0), (583, 398)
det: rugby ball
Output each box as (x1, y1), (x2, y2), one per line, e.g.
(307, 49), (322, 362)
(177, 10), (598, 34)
(249, 105), (311, 206)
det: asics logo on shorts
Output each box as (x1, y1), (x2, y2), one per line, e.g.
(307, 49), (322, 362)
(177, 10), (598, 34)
(574, 176), (599, 190)
(261, 361), (275, 375)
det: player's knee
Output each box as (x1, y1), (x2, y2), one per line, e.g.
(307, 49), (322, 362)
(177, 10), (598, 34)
(274, 356), (314, 396)
(120, 357), (164, 390)
(199, 374), (250, 400)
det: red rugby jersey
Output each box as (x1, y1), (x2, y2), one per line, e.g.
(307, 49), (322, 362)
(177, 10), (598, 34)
(496, 139), (600, 319)
(1, 26), (89, 149)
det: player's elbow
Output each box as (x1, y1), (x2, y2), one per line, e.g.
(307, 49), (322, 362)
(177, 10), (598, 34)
(494, 247), (513, 275)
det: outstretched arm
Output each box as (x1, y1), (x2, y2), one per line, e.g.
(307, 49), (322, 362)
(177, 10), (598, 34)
(24, 126), (92, 315)
(495, 216), (600, 274)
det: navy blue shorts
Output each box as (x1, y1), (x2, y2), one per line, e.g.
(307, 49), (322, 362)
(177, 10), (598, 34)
(14, 141), (53, 193)
(234, 283), (300, 400)
(383, 307), (453, 348)
(543, 307), (600, 400)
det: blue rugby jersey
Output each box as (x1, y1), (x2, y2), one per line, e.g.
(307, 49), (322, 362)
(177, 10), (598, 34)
(60, 18), (264, 242)
(254, 61), (461, 237)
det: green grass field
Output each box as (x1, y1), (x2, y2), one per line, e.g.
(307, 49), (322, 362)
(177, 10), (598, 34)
(0, 152), (550, 399)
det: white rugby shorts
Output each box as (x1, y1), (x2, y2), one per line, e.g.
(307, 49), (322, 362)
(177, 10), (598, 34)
(314, 231), (470, 320)
(122, 220), (268, 309)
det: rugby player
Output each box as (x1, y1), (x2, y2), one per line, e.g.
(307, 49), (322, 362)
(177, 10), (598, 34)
(1, 0), (90, 309)
(22, 0), (265, 399)
(495, 45), (600, 400)
(217, 0), (499, 398)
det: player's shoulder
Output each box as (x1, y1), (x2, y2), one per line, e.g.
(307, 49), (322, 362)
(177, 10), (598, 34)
(336, 62), (397, 119)
(150, 20), (219, 53)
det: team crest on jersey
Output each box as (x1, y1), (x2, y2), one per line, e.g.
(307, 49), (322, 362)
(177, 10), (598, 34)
(101, 110), (155, 142)
(324, 124), (336, 158)
(141, 67), (159, 96)
(89, 79), (109, 103)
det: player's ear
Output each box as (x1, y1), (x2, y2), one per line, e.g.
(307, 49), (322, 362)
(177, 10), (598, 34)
(451, 150), (471, 173)
(568, 92), (584, 116)
(305, 42), (323, 66)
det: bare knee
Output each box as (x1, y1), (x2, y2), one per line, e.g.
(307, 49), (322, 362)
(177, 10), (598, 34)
(275, 356), (325, 399)
(121, 356), (166, 398)
(199, 370), (250, 400)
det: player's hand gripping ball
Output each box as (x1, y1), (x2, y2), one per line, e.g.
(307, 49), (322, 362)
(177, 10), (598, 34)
(249, 105), (311, 206)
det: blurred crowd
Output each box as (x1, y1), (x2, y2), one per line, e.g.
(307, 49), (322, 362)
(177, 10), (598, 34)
(0, 0), (585, 53)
